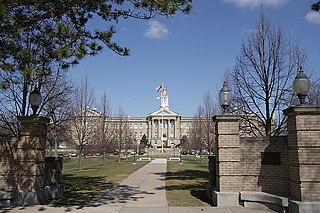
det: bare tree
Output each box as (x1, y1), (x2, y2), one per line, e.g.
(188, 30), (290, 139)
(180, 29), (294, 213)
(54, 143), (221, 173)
(94, 92), (116, 165)
(190, 106), (206, 161)
(44, 69), (74, 155)
(189, 91), (218, 159)
(309, 81), (320, 106)
(201, 91), (218, 155)
(71, 75), (95, 171)
(114, 107), (129, 162)
(0, 66), (73, 136)
(232, 10), (307, 136)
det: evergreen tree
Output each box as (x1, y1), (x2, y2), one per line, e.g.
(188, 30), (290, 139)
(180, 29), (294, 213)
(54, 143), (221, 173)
(140, 134), (149, 148)
(0, 0), (192, 134)
(312, 1), (320, 11)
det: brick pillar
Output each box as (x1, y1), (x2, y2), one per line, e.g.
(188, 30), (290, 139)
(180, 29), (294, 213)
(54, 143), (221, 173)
(211, 115), (241, 206)
(284, 106), (320, 203)
(13, 116), (50, 205)
(284, 106), (320, 213)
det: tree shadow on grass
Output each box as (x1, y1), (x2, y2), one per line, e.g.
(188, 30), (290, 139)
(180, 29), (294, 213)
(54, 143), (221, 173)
(166, 169), (208, 181)
(165, 169), (211, 206)
(51, 173), (155, 209)
(51, 174), (113, 207)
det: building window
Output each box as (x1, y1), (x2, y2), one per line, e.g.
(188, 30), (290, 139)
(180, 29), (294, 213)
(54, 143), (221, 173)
(134, 124), (138, 129)
(170, 120), (174, 128)
(163, 120), (168, 128)
(140, 124), (143, 129)
(171, 140), (174, 145)
(155, 131), (158, 137)
(85, 121), (90, 128)
(170, 131), (174, 138)
(155, 120), (158, 128)
(154, 140), (158, 145)
(140, 132), (143, 137)
(130, 124), (132, 129)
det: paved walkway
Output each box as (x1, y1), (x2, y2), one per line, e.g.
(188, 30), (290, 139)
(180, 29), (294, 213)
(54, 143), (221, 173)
(1, 159), (275, 213)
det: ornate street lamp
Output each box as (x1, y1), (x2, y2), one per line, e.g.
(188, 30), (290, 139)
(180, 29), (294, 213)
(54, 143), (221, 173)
(29, 87), (42, 116)
(219, 81), (232, 114)
(293, 66), (310, 105)
(133, 138), (137, 164)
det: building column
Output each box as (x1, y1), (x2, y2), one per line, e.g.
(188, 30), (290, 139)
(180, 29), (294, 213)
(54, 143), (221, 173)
(157, 118), (160, 140)
(211, 115), (241, 207)
(177, 116), (181, 140)
(284, 106), (320, 212)
(166, 119), (171, 146)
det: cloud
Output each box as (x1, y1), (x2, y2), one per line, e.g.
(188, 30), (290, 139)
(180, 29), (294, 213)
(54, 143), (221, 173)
(305, 11), (320, 24)
(125, 98), (132, 101)
(144, 21), (169, 39)
(222, 0), (288, 9)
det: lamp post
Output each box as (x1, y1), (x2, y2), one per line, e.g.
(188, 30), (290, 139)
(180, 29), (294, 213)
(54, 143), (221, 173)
(179, 135), (183, 164)
(293, 66), (310, 105)
(29, 87), (42, 116)
(133, 138), (137, 164)
(219, 81), (232, 114)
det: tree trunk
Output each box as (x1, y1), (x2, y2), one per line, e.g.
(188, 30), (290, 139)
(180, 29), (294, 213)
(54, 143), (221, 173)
(21, 81), (28, 116)
(78, 146), (83, 171)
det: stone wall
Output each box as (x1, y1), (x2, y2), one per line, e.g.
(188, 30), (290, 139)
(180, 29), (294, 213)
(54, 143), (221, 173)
(0, 116), (64, 206)
(210, 106), (320, 212)
(240, 136), (290, 195)
(0, 136), (18, 193)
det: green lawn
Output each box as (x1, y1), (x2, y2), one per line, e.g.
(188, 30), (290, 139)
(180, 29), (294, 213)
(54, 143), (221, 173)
(166, 156), (211, 206)
(52, 156), (211, 207)
(52, 156), (148, 206)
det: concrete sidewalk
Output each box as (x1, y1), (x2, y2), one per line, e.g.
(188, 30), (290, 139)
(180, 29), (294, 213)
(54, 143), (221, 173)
(1, 159), (275, 213)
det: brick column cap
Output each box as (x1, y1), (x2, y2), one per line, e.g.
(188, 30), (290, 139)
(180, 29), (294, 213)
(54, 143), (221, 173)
(17, 116), (50, 124)
(283, 106), (320, 117)
(213, 115), (240, 122)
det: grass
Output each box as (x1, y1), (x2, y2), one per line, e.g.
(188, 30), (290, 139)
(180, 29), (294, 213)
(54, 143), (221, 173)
(51, 155), (211, 207)
(166, 156), (211, 206)
(51, 156), (148, 206)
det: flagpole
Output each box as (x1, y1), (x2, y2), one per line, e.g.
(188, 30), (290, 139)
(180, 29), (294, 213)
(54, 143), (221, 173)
(161, 83), (164, 154)
(161, 111), (164, 154)
(161, 82), (164, 154)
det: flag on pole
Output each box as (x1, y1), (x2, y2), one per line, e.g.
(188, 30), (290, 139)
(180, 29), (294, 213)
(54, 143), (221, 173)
(155, 85), (162, 92)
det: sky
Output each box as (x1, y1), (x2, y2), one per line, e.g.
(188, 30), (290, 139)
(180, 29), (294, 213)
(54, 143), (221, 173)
(70, 0), (320, 117)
